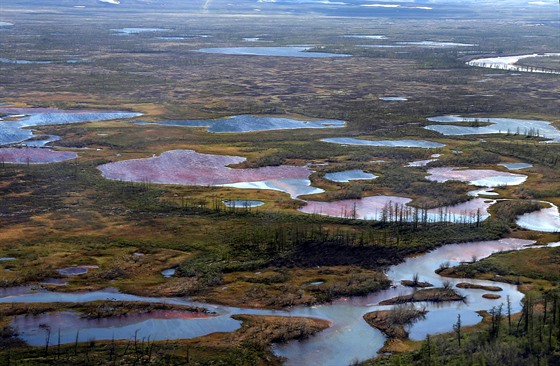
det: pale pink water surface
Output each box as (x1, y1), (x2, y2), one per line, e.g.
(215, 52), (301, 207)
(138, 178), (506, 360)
(98, 150), (320, 198)
(0, 147), (77, 164)
(426, 167), (527, 187)
(516, 202), (560, 232)
(298, 196), (494, 223)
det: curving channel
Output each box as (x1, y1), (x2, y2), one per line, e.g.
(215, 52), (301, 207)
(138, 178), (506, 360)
(1, 238), (546, 366)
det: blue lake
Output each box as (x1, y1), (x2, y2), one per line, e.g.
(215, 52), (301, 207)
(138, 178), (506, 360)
(426, 115), (560, 143)
(0, 108), (142, 146)
(379, 96), (408, 101)
(324, 169), (378, 182)
(148, 115), (345, 133)
(498, 162), (533, 170)
(195, 47), (351, 58)
(395, 41), (476, 47)
(323, 137), (445, 148)
(112, 28), (170, 34)
(223, 199), (265, 208)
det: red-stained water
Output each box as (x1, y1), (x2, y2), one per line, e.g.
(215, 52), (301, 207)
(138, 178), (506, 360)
(98, 150), (311, 185)
(0, 147), (77, 164)
(299, 196), (494, 223)
(426, 167), (527, 187)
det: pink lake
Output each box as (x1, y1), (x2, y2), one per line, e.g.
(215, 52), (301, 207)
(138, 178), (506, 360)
(426, 167), (527, 187)
(0, 147), (77, 164)
(516, 202), (560, 233)
(298, 196), (494, 223)
(98, 150), (322, 198)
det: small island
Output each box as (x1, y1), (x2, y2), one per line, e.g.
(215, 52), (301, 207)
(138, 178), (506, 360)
(379, 287), (465, 305)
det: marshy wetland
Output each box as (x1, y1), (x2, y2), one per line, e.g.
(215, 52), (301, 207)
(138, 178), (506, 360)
(0, 1), (559, 365)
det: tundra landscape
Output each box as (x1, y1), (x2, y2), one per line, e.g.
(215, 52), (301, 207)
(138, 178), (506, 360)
(0, 0), (559, 365)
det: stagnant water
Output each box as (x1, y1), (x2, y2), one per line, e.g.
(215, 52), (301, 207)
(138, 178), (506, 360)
(516, 202), (560, 233)
(195, 47), (351, 58)
(298, 195), (494, 223)
(323, 137), (445, 149)
(426, 167), (527, 187)
(98, 149), (323, 199)
(145, 115), (345, 133)
(425, 115), (560, 143)
(0, 108), (142, 146)
(222, 199), (265, 208)
(323, 169), (378, 182)
(2, 238), (545, 366)
(0, 147), (77, 164)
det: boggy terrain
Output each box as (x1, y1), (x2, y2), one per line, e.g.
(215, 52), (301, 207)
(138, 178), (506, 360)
(0, 2), (559, 365)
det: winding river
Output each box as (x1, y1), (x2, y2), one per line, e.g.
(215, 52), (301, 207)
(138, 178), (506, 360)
(1, 238), (546, 366)
(466, 53), (560, 74)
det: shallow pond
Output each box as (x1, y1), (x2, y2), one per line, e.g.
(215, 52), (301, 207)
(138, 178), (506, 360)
(323, 137), (445, 149)
(220, 178), (323, 199)
(155, 36), (187, 40)
(195, 47), (351, 58)
(3, 238), (542, 366)
(148, 115), (345, 133)
(323, 169), (377, 182)
(468, 188), (499, 197)
(516, 202), (560, 233)
(379, 96), (408, 101)
(56, 265), (99, 276)
(0, 58), (54, 64)
(344, 35), (387, 39)
(18, 135), (61, 147)
(359, 44), (404, 48)
(222, 199), (265, 208)
(298, 195), (494, 223)
(426, 167), (527, 187)
(498, 162), (533, 170)
(161, 268), (177, 278)
(425, 115), (560, 143)
(395, 41), (476, 47)
(466, 53), (560, 74)
(13, 310), (225, 346)
(303, 281), (325, 287)
(0, 58), (86, 64)
(243, 37), (271, 42)
(0, 108), (142, 146)
(0, 147), (77, 164)
(112, 28), (170, 34)
(359, 41), (475, 49)
(98, 150), (323, 199)
(406, 158), (437, 167)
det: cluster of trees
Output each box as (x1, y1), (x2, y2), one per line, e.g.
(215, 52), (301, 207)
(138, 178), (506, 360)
(491, 200), (545, 226)
(367, 289), (560, 366)
(484, 140), (560, 168)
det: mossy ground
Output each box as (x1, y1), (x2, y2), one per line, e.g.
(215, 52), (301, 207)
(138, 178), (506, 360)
(0, 6), (558, 365)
